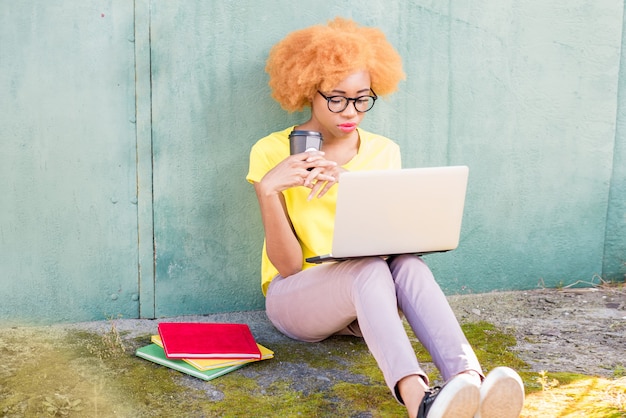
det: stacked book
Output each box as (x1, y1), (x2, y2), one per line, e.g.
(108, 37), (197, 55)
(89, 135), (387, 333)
(136, 322), (273, 381)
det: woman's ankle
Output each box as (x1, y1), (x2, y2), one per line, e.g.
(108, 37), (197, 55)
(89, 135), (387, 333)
(397, 374), (429, 418)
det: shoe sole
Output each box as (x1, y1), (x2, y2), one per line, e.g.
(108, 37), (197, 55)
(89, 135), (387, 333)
(428, 374), (480, 418)
(476, 367), (524, 418)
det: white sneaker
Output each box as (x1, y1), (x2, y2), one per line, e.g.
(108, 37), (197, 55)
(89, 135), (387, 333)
(420, 373), (480, 418)
(475, 367), (524, 418)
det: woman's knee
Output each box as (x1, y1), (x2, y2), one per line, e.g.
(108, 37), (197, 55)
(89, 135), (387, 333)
(347, 257), (395, 291)
(389, 254), (432, 276)
(349, 256), (393, 276)
(351, 256), (389, 268)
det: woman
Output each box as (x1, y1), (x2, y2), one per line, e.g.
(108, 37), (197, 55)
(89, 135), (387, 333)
(246, 18), (524, 418)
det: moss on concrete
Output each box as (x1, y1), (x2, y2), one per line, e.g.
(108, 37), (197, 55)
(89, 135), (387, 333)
(1, 320), (625, 417)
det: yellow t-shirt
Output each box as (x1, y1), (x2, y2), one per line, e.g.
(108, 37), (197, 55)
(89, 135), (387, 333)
(246, 126), (402, 295)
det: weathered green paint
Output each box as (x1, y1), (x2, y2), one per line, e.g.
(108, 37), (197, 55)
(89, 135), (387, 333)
(603, 0), (626, 282)
(134, 0), (156, 319)
(1, 0), (624, 324)
(149, 1), (270, 317)
(1, 1), (140, 324)
(381, 1), (625, 292)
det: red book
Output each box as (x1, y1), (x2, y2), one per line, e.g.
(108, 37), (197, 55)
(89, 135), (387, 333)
(157, 322), (262, 360)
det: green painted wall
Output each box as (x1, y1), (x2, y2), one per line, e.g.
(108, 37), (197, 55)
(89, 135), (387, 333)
(604, 0), (626, 281)
(1, 0), (624, 324)
(1, 1), (140, 324)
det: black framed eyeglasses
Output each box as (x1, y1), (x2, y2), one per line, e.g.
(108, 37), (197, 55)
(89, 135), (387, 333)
(317, 90), (378, 113)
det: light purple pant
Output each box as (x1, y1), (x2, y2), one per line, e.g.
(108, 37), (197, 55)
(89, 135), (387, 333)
(265, 255), (483, 400)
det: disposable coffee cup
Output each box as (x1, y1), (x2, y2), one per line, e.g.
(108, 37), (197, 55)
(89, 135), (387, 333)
(289, 130), (323, 155)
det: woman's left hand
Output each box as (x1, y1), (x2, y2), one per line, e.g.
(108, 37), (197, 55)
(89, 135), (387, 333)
(303, 152), (346, 200)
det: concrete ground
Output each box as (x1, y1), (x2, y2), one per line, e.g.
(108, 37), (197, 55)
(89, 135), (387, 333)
(1, 287), (625, 417)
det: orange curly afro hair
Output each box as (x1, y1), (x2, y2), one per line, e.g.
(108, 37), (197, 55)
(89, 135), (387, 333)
(266, 17), (405, 112)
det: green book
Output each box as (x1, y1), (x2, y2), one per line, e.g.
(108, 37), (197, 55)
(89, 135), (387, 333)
(136, 344), (246, 381)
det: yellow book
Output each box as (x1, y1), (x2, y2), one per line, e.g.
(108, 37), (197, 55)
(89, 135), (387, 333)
(151, 335), (273, 371)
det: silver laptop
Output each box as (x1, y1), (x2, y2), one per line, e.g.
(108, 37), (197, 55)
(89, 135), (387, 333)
(306, 166), (469, 263)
